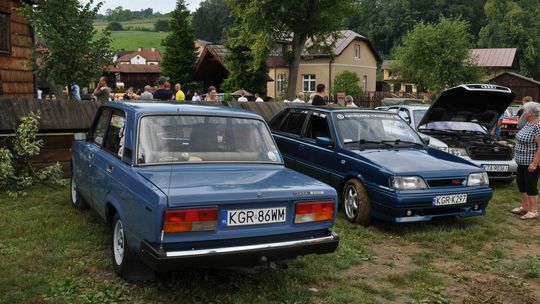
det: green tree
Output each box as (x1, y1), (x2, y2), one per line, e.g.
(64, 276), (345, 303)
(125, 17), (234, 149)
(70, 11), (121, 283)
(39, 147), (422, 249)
(19, 0), (113, 99)
(227, 0), (355, 99)
(393, 18), (484, 93)
(154, 19), (170, 32)
(106, 21), (123, 31)
(105, 6), (133, 21)
(478, 0), (540, 79)
(332, 71), (362, 97)
(221, 24), (268, 96)
(161, 0), (198, 86)
(192, 0), (231, 43)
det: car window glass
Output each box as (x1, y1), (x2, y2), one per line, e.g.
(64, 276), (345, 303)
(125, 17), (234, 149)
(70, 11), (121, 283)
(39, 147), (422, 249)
(103, 111), (126, 158)
(305, 112), (331, 140)
(412, 109), (427, 128)
(269, 110), (288, 130)
(92, 109), (112, 146)
(398, 109), (411, 124)
(278, 111), (308, 136)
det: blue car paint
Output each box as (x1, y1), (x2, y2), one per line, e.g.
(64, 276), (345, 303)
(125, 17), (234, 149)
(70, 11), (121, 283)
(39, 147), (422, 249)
(270, 107), (493, 223)
(71, 102), (339, 269)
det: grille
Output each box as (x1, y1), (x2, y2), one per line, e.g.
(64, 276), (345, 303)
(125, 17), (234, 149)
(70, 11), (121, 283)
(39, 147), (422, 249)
(468, 146), (513, 161)
(487, 172), (514, 177)
(427, 179), (465, 188)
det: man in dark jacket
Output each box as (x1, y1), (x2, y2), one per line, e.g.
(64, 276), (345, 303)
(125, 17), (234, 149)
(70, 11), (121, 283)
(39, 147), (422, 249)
(311, 84), (327, 105)
(153, 76), (174, 100)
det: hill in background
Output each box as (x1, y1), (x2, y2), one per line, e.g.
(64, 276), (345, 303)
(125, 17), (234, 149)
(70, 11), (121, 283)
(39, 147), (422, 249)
(94, 17), (170, 52)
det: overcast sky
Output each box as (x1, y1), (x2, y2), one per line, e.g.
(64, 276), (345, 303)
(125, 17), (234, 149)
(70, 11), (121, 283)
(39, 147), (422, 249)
(84, 0), (203, 13)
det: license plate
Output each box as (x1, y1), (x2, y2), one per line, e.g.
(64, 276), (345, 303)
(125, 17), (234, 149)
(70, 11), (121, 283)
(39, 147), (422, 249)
(222, 207), (286, 227)
(432, 194), (467, 206)
(483, 164), (509, 172)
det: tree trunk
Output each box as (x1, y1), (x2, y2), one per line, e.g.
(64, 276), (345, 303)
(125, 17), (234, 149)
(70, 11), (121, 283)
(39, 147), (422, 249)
(286, 32), (308, 100)
(54, 84), (65, 101)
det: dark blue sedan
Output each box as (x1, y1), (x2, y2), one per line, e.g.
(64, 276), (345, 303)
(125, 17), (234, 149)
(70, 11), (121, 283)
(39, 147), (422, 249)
(269, 107), (493, 225)
(71, 102), (339, 279)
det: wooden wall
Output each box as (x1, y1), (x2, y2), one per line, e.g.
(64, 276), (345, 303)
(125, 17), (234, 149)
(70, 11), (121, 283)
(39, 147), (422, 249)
(490, 74), (540, 102)
(0, 0), (34, 99)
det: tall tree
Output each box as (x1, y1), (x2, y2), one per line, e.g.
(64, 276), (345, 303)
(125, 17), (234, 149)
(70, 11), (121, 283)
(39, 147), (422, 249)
(227, 0), (355, 99)
(479, 0), (540, 79)
(19, 0), (113, 99)
(161, 0), (198, 86)
(192, 0), (231, 43)
(393, 18), (484, 93)
(221, 24), (268, 95)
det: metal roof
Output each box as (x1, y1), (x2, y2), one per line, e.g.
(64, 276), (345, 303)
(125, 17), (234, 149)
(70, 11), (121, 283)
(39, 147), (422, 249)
(469, 48), (518, 67)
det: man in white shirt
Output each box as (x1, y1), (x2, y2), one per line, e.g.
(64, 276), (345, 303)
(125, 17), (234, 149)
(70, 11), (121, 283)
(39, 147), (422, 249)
(255, 93), (264, 102)
(292, 92), (305, 103)
(237, 92), (248, 102)
(345, 95), (358, 107)
(140, 85), (154, 99)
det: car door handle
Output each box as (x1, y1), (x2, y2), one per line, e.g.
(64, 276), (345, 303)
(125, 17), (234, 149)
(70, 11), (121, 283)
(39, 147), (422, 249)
(106, 164), (113, 173)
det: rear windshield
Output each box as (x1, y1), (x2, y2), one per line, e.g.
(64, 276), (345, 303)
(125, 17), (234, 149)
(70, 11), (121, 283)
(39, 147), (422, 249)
(137, 115), (282, 164)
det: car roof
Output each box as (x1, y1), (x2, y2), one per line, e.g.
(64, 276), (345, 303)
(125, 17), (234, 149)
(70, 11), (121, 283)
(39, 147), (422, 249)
(103, 101), (262, 120)
(389, 105), (430, 110)
(288, 106), (391, 114)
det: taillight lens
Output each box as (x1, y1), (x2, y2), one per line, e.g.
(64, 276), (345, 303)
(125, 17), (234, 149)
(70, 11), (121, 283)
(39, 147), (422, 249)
(163, 208), (217, 233)
(294, 200), (335, 223)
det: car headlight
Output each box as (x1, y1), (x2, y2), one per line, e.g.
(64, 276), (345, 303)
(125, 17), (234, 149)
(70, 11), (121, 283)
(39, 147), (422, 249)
(390, 176), (428, 190)
(441, 147), (468, 157)
(467, 172), (489, 186)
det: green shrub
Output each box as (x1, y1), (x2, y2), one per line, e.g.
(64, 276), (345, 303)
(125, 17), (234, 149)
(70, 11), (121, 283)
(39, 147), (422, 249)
(0, 112), (65, 196)
(106, 21), (123, 31)
(332, 70), (362, 98)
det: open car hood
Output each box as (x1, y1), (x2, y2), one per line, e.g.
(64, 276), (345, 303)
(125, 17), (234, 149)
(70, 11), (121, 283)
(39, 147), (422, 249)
(418, 84), (516, 130)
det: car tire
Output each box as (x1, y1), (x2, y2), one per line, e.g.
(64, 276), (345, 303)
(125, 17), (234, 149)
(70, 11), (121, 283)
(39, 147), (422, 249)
(70, 175), (88, 210)
(342, 178), (372, 226)
(111, 213), (154, 281)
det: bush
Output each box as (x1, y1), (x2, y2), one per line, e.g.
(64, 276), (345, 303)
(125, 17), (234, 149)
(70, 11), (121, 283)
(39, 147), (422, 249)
(106, 21), (123, 31)
(332, 70), (362, 98)
(154, 19), (170, 32)
(0, 112), (65, 197)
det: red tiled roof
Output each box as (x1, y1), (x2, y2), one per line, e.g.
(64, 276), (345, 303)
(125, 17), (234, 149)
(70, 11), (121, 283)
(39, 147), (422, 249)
(470, 48), (517, 67)
(117, 49), (163, 63)
(266, 56), (287, 68)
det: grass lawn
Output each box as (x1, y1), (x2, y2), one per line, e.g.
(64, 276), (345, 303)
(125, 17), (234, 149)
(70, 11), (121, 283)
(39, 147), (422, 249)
(106, 31), (167, 52)
(1, 182), (539, 303)
(94, 17), (168, 32)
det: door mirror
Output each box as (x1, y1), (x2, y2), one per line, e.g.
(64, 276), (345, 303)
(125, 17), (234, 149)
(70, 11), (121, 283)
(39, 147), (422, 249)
(419, 135), (430, 145)
(74, 132), (87, 141)
(316, 136), (333, 147)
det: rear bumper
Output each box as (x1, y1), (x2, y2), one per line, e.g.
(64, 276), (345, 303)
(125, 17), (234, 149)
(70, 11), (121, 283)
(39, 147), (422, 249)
(139, 231), (339, 272)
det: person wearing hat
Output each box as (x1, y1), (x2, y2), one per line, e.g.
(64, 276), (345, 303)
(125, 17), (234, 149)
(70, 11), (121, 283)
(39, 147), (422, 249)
(153, 76), (174, 100)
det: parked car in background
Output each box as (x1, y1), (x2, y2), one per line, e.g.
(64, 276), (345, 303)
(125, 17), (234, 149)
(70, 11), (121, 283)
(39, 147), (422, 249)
(71, 102), (339, 279)
(269, 106), (493, 225)
(417, 84), (517, 183)
(499, 105), (520, 137)
(387, 104), (446, 148)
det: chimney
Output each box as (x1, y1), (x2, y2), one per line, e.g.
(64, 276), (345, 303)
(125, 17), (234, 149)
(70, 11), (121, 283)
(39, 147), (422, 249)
(138, 47), (142, 52)
(151, 48), (156, 52)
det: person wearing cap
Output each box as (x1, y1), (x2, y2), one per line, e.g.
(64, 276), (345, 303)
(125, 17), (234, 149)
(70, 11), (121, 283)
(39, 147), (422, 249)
(153, 76), (174, 100)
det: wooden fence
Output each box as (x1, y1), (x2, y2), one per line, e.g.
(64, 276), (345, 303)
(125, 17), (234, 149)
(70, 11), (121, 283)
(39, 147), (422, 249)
(0, 97), (388, 176)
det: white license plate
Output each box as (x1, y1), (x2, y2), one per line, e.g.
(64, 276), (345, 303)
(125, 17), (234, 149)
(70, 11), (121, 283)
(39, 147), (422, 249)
(223, 207), (286, 227)
(483, 164), (509, 172)
(432, 194), (467, 206)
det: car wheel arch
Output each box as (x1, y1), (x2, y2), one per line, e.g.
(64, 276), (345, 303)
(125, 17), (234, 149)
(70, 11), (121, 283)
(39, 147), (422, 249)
(104, 196), (124, 228)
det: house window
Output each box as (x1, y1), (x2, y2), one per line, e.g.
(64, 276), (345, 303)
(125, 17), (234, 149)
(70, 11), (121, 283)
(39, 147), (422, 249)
(0, 12), (10, 54)
(362, 75), (367, 92)
(354, 44), (360, 59)
(270, 44), (283, 56)
(277, 74), (286, 93)
(302, 74), (316, 92)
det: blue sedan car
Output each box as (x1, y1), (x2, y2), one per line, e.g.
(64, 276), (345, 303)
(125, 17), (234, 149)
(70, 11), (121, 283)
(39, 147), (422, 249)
(269, 107), (493, 225)
(71, 102), (339, 279)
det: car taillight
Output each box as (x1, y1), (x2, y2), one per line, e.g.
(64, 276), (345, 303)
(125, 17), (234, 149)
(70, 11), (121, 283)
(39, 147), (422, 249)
(294, 200), (335, 223)
(163, 208), (217, 233)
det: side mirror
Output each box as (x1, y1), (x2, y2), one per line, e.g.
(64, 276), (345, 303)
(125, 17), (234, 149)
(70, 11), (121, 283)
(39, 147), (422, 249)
(316, 136), (334, 147)
(74, 132), (87, 141)
(419, 135), (430, 145)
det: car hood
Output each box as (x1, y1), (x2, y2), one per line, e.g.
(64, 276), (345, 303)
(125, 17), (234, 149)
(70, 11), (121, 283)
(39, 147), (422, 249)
(135, 164), (334, 206)
(418, 84), (516, 130)
(351, 148), (480, 178)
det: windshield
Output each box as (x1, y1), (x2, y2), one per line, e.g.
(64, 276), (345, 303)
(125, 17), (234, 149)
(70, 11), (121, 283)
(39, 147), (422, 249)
(418, 121), (488, 134)
(505, 106), (520, 117)
(333, 112), (423, 147)
(137, 115), (282, 164)
(412, 109), (427, 128)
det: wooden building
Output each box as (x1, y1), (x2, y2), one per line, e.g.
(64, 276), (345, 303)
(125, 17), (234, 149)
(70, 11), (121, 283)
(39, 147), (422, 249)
(0, 0), (35, 98)
(490, 72), (540, 102)
(109, 64), (161, 93)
